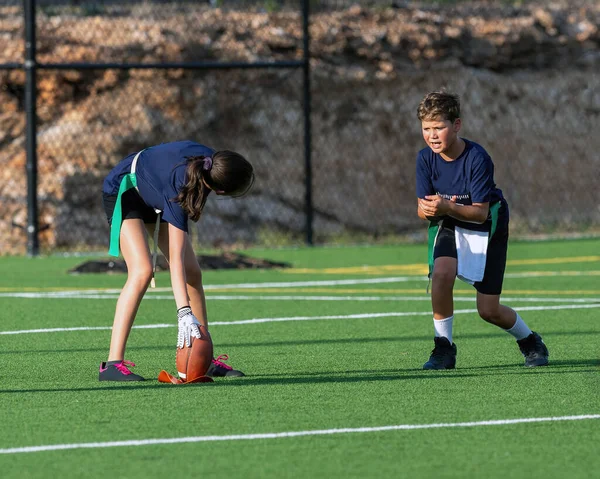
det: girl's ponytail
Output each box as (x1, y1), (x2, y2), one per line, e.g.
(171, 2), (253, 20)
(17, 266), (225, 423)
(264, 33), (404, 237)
(176, 150), (254, 221)
(175, 155), (212, 222)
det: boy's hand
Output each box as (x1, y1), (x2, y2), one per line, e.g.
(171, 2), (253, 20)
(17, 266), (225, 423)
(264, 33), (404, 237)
(177, 307), (202, 348)
(419, 195), (457, 217)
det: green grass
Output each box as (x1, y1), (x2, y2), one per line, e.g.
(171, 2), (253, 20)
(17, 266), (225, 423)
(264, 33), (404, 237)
(0, 238), (598, 478)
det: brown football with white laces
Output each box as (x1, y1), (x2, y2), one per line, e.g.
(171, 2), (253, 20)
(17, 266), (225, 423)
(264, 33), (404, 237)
(176, 325), (213, 382)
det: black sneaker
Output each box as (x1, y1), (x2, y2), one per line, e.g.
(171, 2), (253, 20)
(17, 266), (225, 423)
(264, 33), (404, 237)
(206, 354), (245, 377)
(517, 332), (549, 367)
(99, 360), (145, 381)
(423, 337), (457, 370)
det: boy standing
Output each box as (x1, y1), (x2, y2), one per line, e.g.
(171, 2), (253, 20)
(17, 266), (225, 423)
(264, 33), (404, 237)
(415, 90), (549, 370)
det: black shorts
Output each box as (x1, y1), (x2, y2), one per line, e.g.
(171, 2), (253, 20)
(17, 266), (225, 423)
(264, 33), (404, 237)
(433, 201), (509, 295)
(103, 189), (165, 225)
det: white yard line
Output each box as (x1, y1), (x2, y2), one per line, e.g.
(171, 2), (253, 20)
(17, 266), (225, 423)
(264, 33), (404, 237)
(1, 303), (599, 335)
(0, 276), (421, 297)
(1, 270), (598, 297)
(0, 414), (597, 455)
(1, 291), (598, 303)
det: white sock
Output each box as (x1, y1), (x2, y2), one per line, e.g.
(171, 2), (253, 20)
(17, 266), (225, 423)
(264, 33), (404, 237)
(433, 316), (454, 344)
(505, 312), (533, 340)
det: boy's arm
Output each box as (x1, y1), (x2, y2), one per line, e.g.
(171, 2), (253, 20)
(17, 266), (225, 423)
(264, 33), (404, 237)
(417, 200), (428, 221)
(417, 199), (442, 222)
(420, 195), (489, 224)
(447, 200), (489, 224)
(415, 153), (438, 221)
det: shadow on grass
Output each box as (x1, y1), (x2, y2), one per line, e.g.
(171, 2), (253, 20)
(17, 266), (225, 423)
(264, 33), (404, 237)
(0, 360), (597, 395)
(1, 330), (599, 356)
(459, 358), (600, 370)
(215, 329), (600, 349)
(0, 369), (481, 394)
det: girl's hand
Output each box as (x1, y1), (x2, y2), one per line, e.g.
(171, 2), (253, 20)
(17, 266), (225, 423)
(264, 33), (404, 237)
(177, 306), (202, 348)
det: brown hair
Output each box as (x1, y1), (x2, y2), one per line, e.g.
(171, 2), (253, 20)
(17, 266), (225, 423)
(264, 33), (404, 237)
(175, 150), (254, 222)
(417, 90), (461, 122)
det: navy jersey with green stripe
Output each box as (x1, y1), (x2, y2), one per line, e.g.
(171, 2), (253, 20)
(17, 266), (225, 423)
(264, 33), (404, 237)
(415, 138), (506, 231)
(103, 141), (214, 232)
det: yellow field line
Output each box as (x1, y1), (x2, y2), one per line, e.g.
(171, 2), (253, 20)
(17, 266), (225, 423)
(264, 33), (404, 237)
(208, 287), (600, 295)
(0, 261), (598, 293)
(5, 287), (595, 295)
(500, 290), (600, 295)
(507, 256), (600, 265)
(0, 287), (72, 292)
(283, 256), (600, 275)
(1, 281), (599, 294)
(283, 265), (428, 275)
(209, 288), (431, 293)
(511, 271), (600, 277)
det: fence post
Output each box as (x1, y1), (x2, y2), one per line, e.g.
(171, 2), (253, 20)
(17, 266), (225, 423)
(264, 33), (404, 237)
(24, 0), (39, 256)
(302, 0), (313, 245)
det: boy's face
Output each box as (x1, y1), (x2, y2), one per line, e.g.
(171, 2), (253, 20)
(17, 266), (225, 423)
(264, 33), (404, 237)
(421, 117), (461, 154)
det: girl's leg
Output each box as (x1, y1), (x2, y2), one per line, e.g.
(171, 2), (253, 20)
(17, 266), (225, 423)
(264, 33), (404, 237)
(107, 218), (153, 361)
(148, 223), (244, 376)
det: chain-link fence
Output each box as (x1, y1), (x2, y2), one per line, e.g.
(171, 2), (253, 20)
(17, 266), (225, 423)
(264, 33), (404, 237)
(1, 0), (599, 255)
(1, 0), (311, 255)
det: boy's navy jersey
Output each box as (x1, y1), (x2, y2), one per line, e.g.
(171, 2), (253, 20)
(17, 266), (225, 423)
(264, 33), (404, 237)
(416, 138), (506, 231)
(103, 141), (214, 232)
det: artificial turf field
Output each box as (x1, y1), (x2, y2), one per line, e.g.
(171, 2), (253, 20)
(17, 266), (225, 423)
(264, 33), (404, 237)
(0, 238), (598, 478)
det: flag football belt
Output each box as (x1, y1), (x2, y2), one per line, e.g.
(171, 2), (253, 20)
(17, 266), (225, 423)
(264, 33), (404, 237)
(108, 149), (162, 287)
(426, 201), (501, 285)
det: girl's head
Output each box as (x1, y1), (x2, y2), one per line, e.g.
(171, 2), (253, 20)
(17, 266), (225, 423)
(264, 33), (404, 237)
(176, 150), (254, 221)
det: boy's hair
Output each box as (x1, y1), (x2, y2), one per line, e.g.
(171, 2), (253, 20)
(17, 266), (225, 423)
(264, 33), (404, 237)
(175, 150), (254, 222)
(417, 91), (461, 122)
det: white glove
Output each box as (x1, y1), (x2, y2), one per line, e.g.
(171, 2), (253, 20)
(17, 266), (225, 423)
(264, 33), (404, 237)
(177, 306), (202, 348)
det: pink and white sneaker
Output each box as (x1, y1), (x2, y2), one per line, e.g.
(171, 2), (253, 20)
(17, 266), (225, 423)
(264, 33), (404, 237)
(99, 360), (145, 381)
(206, 354), (245, 377)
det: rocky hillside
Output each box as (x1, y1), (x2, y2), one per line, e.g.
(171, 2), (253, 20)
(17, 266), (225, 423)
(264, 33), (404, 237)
(0, 1), (598, 254)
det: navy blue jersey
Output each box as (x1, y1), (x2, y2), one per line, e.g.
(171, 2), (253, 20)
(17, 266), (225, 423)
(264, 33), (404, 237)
(103, 141), (214, 232)
(416, 139), (505, 231)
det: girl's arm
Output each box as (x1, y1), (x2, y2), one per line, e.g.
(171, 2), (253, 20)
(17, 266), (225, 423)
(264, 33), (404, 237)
(169, 223), (203, 348)
(168, 223), (190, 308)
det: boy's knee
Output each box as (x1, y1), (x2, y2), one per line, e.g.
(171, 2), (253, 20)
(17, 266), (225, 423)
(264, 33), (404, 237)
(478, 304), (500, 322)
(432, 268), (455, 287)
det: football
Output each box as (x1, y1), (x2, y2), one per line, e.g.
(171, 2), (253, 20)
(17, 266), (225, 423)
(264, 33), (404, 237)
(176, 325), (214, 382)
